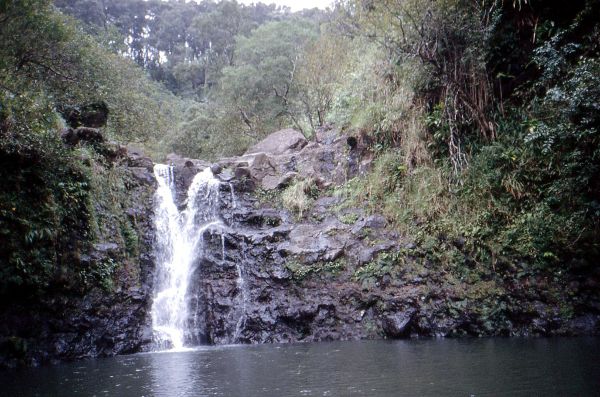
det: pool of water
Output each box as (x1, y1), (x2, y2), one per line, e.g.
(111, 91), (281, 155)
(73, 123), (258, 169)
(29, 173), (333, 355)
(1, 338), (599, 396)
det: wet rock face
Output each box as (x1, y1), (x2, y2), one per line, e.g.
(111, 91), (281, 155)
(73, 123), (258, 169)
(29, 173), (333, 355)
(164, 128), (406, 344)
(169, 132), (405, 343)
(4, 127), (598, 368)
(244, 128), (308, 156)
(177, 128), (600, 345)
(0, 288), (151, 368)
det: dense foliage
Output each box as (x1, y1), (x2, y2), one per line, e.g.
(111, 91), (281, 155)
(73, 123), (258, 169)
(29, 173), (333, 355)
(0, 0), (169, 295)
(1, 0), (182, 147)
(330, 0), (600, 278)
(54, 0), (302, 97)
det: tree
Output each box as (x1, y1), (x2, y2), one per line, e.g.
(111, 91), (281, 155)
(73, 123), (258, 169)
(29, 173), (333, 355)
(0, 0), (183, 145)
(219, 20), (317, 136)
(296, 31), (351, 131)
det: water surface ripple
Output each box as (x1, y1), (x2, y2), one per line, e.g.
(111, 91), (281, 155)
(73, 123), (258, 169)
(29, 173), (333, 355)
(2, 338), (599, 396)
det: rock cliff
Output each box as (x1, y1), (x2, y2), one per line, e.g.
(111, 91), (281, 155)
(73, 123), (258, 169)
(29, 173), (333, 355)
(0, 141), (156, 368)
(171, 127), (600, 345)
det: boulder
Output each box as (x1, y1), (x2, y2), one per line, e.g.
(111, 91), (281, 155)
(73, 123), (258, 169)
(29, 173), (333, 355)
(210, 164), (223, 175)
(126, 146), (154, 171)
(261, 171), (298, 190)
(58, 101), (109, 128)
(382, 310), (415, 338)
(279, 223), (346, 263)
(129, 167), (155, 185)
(244, 129), (307, 156)
(165, 153), (210, 170)
(75, 127), (104, 144)
(234, 167), (252, 180)
(102, 141), (128, 163)
(60, 128), (78, 146)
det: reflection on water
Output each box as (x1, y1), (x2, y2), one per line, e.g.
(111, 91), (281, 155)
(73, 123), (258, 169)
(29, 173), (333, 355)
(1, 338), (600, 396)
(150, 350), (198, 396)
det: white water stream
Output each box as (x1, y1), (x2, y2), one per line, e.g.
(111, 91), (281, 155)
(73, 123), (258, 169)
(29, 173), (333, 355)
(151, 164), (221, 350)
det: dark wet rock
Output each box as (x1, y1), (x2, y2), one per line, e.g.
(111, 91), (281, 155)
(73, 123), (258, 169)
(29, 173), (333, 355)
(61, 128), (78, 146)
(347, 136), (358, 149)
(58, 101), (109, 128)
(382, 310), (415, 338)
(569, 314), (600, 335)
(129, 167), (155, 185)
(0, 288), (151, 368)
(126, 146), (154, 171)
(234, 167), (252, 180)
(279, 223), (346, 263)
(166, 132), (408, 345)
(0, 143), (156, 369)
(61, 127), (104, 146)
(76, 127), (104, 144)
(211, 163), (223, 175)
(217, 168), (235, 182)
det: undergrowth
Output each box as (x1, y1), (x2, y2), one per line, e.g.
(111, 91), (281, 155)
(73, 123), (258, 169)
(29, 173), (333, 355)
(281, 177), (319, 218)
(285, 258), (346, 282)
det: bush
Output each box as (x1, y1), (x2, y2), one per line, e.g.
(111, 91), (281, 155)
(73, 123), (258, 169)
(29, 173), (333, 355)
(282, 177), (319, 218)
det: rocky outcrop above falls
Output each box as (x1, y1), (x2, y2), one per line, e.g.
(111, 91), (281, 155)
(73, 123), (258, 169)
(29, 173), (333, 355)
(216, 126), (372, 191)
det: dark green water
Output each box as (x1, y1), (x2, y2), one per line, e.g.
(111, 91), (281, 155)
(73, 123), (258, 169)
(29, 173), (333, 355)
(1, 338), (599, 396)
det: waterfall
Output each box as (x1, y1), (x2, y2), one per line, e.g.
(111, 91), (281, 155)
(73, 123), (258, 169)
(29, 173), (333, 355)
(233, 249), (249, 342)
(151, 164), (220, 350)
(233, 268), (248, 341)
(228, 182), (237, 209)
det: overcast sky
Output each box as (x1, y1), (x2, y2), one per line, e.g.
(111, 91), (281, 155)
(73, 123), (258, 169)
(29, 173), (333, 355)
(238, 0), (333, 11)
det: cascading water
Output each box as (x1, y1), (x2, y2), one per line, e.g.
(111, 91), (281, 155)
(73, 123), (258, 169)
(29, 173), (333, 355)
(233, 254), (248, 341)
(151, 164), (221, 350)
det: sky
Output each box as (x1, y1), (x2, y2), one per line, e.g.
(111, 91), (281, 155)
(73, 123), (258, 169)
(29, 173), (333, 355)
(237, 0), (333, 11)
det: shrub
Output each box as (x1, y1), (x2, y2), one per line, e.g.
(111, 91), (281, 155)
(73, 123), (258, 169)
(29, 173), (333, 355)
(282, 177), (319, 218)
